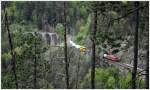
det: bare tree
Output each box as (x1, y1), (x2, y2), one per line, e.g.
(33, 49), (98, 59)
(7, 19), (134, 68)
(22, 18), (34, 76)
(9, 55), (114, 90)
(64, 2), (69, 89)
(91, 2), (97, 89)
(132, 2), (139, 89)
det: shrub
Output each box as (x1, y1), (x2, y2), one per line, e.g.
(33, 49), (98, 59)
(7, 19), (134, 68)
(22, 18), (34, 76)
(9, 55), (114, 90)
(80, 67), (119, 89)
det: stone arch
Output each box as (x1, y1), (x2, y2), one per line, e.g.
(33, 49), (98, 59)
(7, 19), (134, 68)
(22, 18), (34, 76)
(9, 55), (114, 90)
(51, 34), (58, 45)
(45, 33), (51, 45)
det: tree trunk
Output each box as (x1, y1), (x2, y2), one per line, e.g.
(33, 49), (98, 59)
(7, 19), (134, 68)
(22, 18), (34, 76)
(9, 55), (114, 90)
(75, 55), (80, 88)
(64, 2), (69, 89)
(53, 1), (56, 27)
(4, 7), (18, 88)
(34, 32), (37, 88)
(145, 44), (149, 89)
(91, 2), (97, 89)
(132, 2), (139, 89)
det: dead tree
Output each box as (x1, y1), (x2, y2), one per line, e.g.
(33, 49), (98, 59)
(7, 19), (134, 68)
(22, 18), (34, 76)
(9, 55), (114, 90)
(91, 2), (97, 89)
(4, 6), (18, 88)
(64, 2), (69, 89)
(132, 2), (139, 89)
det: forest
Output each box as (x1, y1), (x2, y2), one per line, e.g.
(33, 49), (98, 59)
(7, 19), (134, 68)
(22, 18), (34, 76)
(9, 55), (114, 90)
(1, 1), (149, 89)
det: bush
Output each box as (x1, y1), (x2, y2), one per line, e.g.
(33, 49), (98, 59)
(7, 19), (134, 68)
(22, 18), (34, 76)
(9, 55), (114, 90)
(119, 73), (132, 88)
(2, 72), (16, 89)
(74, 15), (91, 45)
(55, 23), (64, 41)
(106, 76), (116, 88)
(2, 52), (12, 62)
(80, 67), (145, 89)
(80, 67), (119, 88)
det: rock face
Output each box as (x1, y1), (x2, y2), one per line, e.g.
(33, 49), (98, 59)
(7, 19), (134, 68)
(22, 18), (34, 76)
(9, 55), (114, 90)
(24, 32), (59, 46)
(43, 24), (55, 32)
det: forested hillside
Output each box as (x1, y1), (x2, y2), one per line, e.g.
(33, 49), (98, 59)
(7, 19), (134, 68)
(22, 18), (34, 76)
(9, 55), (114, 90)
(1, 1), (149, 89)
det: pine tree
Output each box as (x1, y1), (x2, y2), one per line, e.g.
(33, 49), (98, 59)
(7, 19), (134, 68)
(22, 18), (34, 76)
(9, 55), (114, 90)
(91, 2), (97, 89)
(64, 2), (69, 89)
(4, 4), (18, 88)
(132, 2), (139, 89)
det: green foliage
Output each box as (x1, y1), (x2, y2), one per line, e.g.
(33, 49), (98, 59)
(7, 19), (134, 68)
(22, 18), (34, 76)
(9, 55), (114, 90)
(119, 72), (144, 88)
(96, 32), (109, 44)
(137, 77), (145, 88)
(14, 47), (23, 56)
(2, 1), (148, 89)
(2, 72), (16, 89)
(2, 52), (12, 62)
(122, 1), (128, 5)
(80, 5), (88, 19)
(47, 83), (54, 89)
(74, 15), (91, 45)
(106, 76), (116, 88)
(80, 67), (119, 88)
(119, 72), (132, 88)
(80, 67), (145, 89)
(5, 2), (16, 16)
(55, 23), (64, 41)
(2, 24), (49, 88)
(75, 20), (82, 33)
(110, 11), (118, 18)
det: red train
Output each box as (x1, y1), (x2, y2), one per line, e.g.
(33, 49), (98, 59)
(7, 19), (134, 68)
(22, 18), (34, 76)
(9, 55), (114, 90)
(103, 54), (120, 61)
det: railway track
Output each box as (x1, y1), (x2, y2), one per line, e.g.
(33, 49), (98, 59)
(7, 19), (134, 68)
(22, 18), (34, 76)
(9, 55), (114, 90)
(100, 58), (145, 74)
